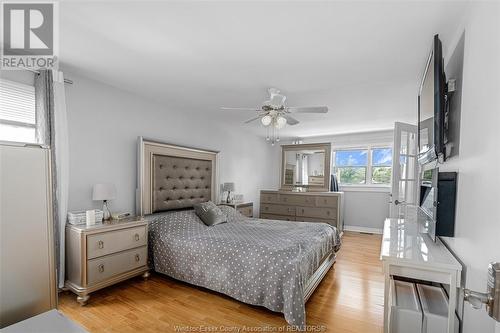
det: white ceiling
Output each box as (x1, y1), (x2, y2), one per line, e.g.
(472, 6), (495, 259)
(59, 1), (468, 138)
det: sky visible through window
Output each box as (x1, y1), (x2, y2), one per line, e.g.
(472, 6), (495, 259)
(372, 148), (392, 166)
(335, 150), (367, 166)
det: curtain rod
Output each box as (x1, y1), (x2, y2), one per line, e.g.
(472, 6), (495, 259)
(23, 67), (73, 85)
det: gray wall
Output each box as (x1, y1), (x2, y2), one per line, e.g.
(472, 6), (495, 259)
(343, 190), (390, 231)
(63, 72), (275, 216)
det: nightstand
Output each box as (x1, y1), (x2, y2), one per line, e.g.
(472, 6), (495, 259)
(65, 217), (149, 305)
(220, 202), (253, 217)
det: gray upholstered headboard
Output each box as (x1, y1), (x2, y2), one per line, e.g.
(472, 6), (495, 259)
(137, 137), (219, 215)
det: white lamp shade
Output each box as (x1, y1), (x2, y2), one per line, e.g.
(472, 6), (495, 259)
(275, 116), (287, 129)
(261, 115), (272, 126)
(92, 183), (117, 201)
(223, 182), (235, 192)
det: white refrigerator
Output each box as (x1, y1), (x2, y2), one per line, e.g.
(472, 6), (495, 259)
(0, 143), (57, 328)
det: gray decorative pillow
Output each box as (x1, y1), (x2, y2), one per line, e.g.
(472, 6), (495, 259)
(194, 201), (227, 226)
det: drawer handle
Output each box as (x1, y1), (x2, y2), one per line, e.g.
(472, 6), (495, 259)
(324, 199), (327, 204)
(302, 209), (305, 214)
(283, 197), (288, 202)
(327, 210), (330, 215)
(135, 254), (140, 262)
(98, 264), (104, 273)
(134, 233), (140, 241)
(98, 240), (104, 249)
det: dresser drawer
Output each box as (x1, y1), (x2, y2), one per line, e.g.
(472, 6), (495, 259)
(261, 203), (295, 216)
(279, 194), (315, 207)
(260, 213), (296, 221)
(237, 205), (253, 217)
(296, 206), (336, 219)
(315, 196), (338, 207)
(87, 246), (147, 285)
(295, 216), (336, 225)
(87, 226), (146, 259)
(260, 192), (279, 204)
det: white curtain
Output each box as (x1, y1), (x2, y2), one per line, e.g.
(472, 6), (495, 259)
(52, 71), (69, 288)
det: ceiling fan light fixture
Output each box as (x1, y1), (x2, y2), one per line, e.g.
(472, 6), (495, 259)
(261, 115), (272, 126)
(275, 115), (287, 129)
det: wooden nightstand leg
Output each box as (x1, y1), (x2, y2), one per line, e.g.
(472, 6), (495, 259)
(142, 271), (150, 280)
(77, 294), (90, 306)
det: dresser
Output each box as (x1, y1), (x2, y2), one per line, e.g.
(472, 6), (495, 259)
(65, 218), (149, 305)
(260, 190), (344, 232)
(219, 202), (253, 217)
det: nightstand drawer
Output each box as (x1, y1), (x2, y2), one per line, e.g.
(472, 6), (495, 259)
(237, 206), (253, 217)
(87, 246), (147, 286)
(87, 226), (146, 259)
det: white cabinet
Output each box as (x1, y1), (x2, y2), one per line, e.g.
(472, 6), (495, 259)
(380, 217), (462, 333)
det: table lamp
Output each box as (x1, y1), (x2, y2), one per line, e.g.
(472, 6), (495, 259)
(92, 183), (117, 221)
(223, 182), (235, 203)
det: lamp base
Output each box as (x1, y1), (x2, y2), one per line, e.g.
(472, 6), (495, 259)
(102, 201), (111, 221)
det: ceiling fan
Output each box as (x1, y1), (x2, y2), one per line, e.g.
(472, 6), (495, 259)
(221, 88), (328, 144)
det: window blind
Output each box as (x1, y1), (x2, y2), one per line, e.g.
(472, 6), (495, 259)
(0, 79), (36, 126)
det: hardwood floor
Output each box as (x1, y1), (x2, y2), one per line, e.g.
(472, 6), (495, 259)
(59, 232), (384, 333)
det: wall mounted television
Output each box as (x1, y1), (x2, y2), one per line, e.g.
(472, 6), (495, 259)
(418, 34), (448, 165)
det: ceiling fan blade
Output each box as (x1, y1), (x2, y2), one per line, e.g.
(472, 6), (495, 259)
(282, 114), (300, 125)
(287, 106), (328, 113)
(220, 107), (261, 111)
(244, 116), (262, 124)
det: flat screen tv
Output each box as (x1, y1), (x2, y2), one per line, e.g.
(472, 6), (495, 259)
(418, 34), (447, 165)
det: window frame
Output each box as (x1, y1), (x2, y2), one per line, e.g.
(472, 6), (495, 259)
(0, 78), (37, 144)
(332, 144), (393, 188)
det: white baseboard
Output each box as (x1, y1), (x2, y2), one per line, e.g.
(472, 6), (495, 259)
(344, 225), (383, 234)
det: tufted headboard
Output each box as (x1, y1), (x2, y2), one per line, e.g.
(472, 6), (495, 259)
(137, 137), (219, 215)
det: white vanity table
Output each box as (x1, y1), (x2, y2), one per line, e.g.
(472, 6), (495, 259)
(380, 210), (462, 333)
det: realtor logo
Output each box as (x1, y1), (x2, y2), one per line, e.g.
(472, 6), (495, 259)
(1, 2), (58, 69)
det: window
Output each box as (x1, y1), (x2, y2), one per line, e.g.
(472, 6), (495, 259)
(0, 79), (37, 143)
(371, 148), (392, 184)
(334, 146), (393, 186)
(335, 149), (368, 185)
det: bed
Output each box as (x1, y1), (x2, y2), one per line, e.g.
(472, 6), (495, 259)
(136, 138), (341, 327)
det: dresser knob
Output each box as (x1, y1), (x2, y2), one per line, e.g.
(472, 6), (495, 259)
(98, 240), (104, 249)
(98, 264), (104, 273)
(134, 233), (140, 241)
(135, 254), (140, 262)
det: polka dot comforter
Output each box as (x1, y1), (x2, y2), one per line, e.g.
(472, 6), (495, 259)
(147, 205), (341, 328)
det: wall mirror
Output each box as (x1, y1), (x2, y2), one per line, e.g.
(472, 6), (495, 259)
(281, 143), (331, 192)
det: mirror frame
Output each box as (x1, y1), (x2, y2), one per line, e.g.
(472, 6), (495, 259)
(280, 142), (331, 192)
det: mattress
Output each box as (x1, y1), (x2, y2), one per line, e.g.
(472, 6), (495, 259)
(146, 205), (341, 327)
